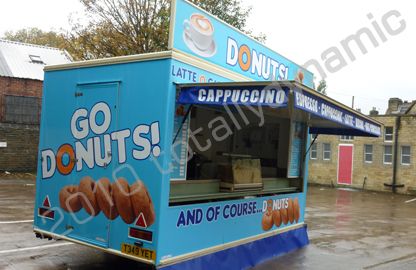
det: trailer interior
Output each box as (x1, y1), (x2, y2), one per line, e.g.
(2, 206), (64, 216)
(169, 103), (306, 205)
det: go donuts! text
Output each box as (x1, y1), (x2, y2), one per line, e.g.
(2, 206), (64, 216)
(41, 102), (161, 179)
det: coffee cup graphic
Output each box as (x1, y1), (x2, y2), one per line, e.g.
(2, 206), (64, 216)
(183, 13), (216, 57)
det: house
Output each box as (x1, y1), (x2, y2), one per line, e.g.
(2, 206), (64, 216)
(0, 39), (71, 171)
(308, 98), (416, 194)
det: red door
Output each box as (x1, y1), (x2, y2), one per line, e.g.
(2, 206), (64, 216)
(337, 144), (353, 185)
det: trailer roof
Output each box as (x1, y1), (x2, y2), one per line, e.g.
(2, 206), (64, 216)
(44, 51), (174, 72)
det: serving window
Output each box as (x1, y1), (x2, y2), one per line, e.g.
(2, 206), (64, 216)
(169, 104), (305, 205)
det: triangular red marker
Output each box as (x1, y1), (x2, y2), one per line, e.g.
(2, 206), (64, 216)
(135, 213), (147, 228)
(43, 196), (51, 208)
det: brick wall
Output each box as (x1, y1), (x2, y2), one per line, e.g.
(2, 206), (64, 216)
(0, 76), (43, 122)
(0, 76), (42, 172)
(0, 123), (39, 172)
(308, 115), (416, 194)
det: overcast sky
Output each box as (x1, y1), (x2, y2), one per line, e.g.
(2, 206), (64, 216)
(1, 0), (414, 114)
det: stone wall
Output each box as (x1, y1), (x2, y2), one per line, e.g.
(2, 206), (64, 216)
(308, 115), (416, 194)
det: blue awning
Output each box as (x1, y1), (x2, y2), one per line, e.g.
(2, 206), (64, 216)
(176, 81), (382, 137)
(293, 88), (381, 137)
(178, 84), (289, 108)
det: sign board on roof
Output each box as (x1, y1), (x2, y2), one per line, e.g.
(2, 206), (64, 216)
(169, 0), (314, 87)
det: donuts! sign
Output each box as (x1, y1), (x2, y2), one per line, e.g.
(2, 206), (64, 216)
(170, 0), (314, 87)
(40, 102), (161, 179)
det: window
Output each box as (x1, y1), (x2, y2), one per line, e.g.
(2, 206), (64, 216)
(310, 143), (317, 160)
(401, 146), (411, 165)
(323, 143), (331, 160)
(384, 127), (393, 142)
(4, 95), (40, 124)
(340, 135), (354, 141)
(383, 145), (393, 164)
(29, 55), (44, 64)
(364, 144), (373, 163)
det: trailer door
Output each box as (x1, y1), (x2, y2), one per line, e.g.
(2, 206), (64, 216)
(67, 81), (120, 248)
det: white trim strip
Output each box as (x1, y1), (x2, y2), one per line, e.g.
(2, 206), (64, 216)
(0, 220), (33, 224)
(168, 0), (177, 49)
(0, 243), (73, 255)
(44, 49), (250, 84)
(405, 198), (416, 203)
(34, 223), (305, 267)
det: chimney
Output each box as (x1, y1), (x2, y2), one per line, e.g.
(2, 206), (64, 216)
(369, 107), (379, 116)
(386, 98), (402, 114)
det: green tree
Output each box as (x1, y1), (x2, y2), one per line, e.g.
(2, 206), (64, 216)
(3, 27), (67, 49)
(316, 79), (327, 95)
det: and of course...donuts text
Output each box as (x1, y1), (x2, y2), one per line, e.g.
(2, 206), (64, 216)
(176, 201), (259, 227)
(41, 102), (161, 179)
(176, 198), (294, 227)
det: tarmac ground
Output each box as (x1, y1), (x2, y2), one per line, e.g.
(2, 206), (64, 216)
(1, 179), (415, 270)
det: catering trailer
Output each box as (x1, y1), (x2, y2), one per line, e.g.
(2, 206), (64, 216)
(33, 1), (382, 269)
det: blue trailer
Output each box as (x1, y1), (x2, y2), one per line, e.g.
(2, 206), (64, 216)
(33, 1), (382, 269)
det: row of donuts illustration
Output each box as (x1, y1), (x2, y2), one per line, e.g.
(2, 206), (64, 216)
(261, 198), (300, 231)
(59, 176), (155, 226)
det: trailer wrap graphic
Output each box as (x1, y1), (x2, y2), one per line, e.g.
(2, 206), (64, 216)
(41, 102), (162, 179)
(174, 196), (302, 230)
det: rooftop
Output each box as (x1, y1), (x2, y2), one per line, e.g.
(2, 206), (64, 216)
(0, 39), (72, 81)
(385, 98), (416, 115)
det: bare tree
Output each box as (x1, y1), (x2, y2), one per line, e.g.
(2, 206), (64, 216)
(3, 1), (265, 60)
(67, 0), (264, 59)
(3, 28), (66, 49)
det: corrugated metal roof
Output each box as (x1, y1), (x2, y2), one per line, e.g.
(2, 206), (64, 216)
(0, 39), (72, 81)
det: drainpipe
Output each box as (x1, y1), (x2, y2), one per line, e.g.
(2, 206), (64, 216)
(384, 116), (404, 192)
(392, 116), (401, 193)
